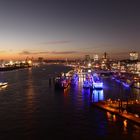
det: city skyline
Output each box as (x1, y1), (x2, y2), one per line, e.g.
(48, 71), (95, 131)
(0, 0), (140, 60)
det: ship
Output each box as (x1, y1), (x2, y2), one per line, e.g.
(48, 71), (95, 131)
(92, 73), (103, 89)
(83, 74), (93, 89)
(55, 73), (70, 89)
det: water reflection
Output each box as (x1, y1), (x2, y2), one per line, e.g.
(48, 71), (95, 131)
(64, 88), (69, 96)
(123, 119), (128, 133)
(26, 82), (35, 112)
(24, 68), (36, 134)
(0, 85), (8, 90)
(113, 114), (117, 122)
(106, 112), (117, 122)
(92, 90), (104, 102)
(26, 68), (35, 111)
(123, 119), (127, 128)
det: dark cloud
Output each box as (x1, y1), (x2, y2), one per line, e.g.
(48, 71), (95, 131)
(19, 50), (78, 55)
(51, 51), (78, 54)
(40, 41), (71, 45)
(19, 51), (33, 55)
(19, 51), (49, 55)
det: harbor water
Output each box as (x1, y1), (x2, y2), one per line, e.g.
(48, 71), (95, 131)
(0, 64), (140, 140)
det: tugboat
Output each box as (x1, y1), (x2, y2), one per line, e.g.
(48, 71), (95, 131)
(55, 73), (70, 89)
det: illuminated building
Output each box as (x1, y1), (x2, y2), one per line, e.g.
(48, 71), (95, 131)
(93, 54), (99, 61)
(101, 52), (109, 70)
(84, 55), (91, 67)
(129, 52), (138, 61)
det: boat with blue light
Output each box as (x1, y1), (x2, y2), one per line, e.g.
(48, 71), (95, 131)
(122, 82), (130, 88)
(71, 73), (79, 84)
(92, 73), (103, 89)
(83, 80), (93, 88)
(83, 74), (93, 89)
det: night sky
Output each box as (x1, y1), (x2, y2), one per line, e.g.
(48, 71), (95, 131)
(0, 0), (140, 59)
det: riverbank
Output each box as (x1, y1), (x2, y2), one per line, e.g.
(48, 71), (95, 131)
(92, 101), (140, 126)
(0, 66), (32, 72)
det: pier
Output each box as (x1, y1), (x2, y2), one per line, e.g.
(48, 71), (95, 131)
(92, 101), (140, 126)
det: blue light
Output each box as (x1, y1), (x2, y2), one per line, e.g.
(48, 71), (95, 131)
(92, 90), (104, 102)
(122, 82), (130, 88)
(83, 80), (90, 88)
(111, 77), (115, 80)
(93, 82), (103, 87)
(71, 73), (79, 85)
(92, 73), (103, 89)
(116, 79), (121, 83)
(98, 90), (104, 101)
(92, 90), (98, 102)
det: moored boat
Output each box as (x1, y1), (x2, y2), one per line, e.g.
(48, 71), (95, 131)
(0, 82), (8, 87)
(55, 74), (70, 89)
(83, 80), (90, 88)
(83, 74), (93, 89)
(92, 73), (103, 90)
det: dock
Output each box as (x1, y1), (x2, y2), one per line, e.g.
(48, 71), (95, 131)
(92, 101), (140, 126)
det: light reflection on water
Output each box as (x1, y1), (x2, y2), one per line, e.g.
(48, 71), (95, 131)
(92, 90), (104, 102)
(0, 65), (140, 140)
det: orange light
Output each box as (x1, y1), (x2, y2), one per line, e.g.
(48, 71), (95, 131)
(123, 120), (127, 128)
(113, 115), (116, 122)
(28, 60), (32, 64)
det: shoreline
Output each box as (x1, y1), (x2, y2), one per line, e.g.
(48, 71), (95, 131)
(0, 66), (31, 72)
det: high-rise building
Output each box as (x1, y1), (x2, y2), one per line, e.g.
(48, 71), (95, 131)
(85, 55), (90, 62)
(129, 52), (138, 61)
(103, 52), (107, 59)
(94, 54), (99, 61)
(102, 52), (109, 62)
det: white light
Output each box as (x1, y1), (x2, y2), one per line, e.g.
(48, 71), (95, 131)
(88, 69), (91, 73)
(28, 60), (32, 64)
(9, 61), (13, 65)
(88, 63), (91, 67)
